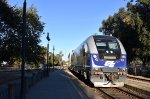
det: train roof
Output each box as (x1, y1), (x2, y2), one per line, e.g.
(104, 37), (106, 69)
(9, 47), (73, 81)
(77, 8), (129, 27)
(89, 35), (117, 39)
(75, 35), (117, 49)
(72, 35), (126, 54)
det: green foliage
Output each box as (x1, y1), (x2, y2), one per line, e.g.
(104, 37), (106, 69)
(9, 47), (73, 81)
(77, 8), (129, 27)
(130, 0), (150, 4)
(100, 1), (150, 65)
(25, 6), (45, 64)
(0, 0), (22, 64)
(48, 51), (64, 66)
(0, 1), (45, 67)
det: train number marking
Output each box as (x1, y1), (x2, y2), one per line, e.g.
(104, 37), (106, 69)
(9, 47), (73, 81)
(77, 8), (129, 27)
(104, 61), (115, 67)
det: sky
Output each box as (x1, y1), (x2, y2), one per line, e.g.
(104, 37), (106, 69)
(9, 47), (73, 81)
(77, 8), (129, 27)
(8, 0), (128, 61)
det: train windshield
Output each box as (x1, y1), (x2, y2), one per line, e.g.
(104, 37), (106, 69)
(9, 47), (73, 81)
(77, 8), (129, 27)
(96, 41), (119, 50)
(94, 36), (121, 59)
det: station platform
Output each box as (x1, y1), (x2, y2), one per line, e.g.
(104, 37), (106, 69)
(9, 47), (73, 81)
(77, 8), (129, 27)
(26, 69), (101, 99)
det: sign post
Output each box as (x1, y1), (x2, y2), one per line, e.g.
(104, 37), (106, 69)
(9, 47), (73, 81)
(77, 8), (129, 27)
(21, 0), (26, 99)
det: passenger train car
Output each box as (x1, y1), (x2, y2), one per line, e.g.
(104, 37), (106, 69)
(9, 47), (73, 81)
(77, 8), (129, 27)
(69, 35), (127, 87)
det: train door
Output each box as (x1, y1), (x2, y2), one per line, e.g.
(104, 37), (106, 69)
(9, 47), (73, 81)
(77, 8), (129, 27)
(83, 44), (90, 79)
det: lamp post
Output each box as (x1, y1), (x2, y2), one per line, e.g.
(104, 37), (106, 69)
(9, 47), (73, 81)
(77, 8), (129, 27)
(53, 46), (55, 71)
(46, 33), (50, 76)
(21, 0), (26, 99)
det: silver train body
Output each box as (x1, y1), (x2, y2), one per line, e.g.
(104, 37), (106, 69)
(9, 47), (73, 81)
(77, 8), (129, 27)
(69, 35), (127, 87)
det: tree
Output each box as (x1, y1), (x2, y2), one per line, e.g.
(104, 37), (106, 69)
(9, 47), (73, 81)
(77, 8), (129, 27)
(0, 1), (45, 67)
(99, 1), (150, 65)
(127, 1), (150, 65)
(100, 8), (139, 62)
(0, 0), (22, 64)
(25, 6), (45, 65)
(48, 51), (64, 66)
(57, 51), (64, 64)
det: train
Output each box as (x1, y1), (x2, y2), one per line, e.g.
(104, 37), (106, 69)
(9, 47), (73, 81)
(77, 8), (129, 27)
(69, 35), (127, 87)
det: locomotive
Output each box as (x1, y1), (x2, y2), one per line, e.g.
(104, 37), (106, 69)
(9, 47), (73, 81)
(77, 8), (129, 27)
(69, 35), (127, 87)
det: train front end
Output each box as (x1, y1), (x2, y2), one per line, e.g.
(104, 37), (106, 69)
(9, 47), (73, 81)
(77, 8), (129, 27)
(90, 36), (127, 87)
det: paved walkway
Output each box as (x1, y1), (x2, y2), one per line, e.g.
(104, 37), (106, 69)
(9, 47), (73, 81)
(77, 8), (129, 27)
(26, 70), (89, 99)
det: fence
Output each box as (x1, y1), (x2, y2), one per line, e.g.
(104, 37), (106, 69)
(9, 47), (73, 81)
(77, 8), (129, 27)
(0, 69), (46, 99)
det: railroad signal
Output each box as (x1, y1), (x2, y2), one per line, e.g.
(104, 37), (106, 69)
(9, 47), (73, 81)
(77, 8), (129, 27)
(46, 32), (50, 41)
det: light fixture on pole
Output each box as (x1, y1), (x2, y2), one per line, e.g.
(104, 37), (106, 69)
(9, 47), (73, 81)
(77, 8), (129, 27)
(46, 32), (50, 76)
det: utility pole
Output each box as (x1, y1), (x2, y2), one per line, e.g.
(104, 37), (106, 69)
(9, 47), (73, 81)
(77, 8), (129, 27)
(46, 32), (50, 76)
(21, 0), (26, 99)
(53, 46), (55, 71)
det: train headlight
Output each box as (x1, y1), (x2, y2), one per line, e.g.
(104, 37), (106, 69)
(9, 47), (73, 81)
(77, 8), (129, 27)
(94, 71), (103, 75)
(106, 50), (109, 53)
(110, 51), (113, 53)
(121, 59), (124, 62)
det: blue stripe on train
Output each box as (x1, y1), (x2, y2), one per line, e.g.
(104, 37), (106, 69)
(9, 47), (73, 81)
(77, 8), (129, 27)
(90, 54), (127, 68)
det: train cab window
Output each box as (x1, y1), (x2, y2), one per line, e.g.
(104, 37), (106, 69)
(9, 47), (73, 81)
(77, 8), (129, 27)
(108, 42), (118, 49)
(94, 36), (121, 60)
(96, 42), (107, 50)
(94, 37), (119, 51)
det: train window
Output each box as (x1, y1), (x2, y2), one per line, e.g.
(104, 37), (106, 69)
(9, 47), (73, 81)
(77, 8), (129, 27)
(94, 36), (120, 52)
(96, 42), (107, 50)
(108, 42), (118, 49)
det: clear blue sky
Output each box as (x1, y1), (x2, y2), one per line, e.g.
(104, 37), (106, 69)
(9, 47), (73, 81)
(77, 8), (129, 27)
(8, 0), (128, 60)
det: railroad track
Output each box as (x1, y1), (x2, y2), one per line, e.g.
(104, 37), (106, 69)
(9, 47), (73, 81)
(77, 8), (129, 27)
(97, 87), (149, 99)
(96, 75), (150, 99)
(127, 75), (150, 83)
(126, 75), (150, 97)
(96, 76), (150, 99)
(69, 69), (150, 99)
